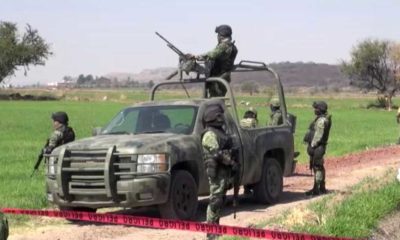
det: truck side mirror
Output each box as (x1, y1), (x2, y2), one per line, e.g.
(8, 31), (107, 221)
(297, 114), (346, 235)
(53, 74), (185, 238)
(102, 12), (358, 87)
(92, 127), (103, 136)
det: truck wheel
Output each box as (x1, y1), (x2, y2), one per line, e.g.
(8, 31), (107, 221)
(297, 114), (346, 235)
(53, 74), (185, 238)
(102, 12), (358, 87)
(59, 206), (97, 222)
(159, 170), (198, 220)
(253, 158), (283, 204)
(59, 206), (97, 212)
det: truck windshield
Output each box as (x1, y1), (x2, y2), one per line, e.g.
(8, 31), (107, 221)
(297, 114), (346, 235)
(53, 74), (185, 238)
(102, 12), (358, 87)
(102, 105), (198, 135)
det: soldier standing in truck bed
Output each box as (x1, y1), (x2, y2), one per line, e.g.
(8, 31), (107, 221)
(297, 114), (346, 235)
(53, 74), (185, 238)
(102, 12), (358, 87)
(189, 25), (238, 97)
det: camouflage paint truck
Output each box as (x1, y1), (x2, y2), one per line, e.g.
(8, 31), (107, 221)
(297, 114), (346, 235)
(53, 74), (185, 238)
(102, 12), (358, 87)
(45, 61), (296, 220)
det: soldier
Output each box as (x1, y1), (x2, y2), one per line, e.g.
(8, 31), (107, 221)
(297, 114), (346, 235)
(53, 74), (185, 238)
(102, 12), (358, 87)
(240, 107), (258, 128)
(0, 212), (8, 240)
(202, 104), (234, 240)
(304, 101), (332, 196)
(45, 111), (75, 154)
(191, 24), (238, 97)
(268, 98), (283, 126)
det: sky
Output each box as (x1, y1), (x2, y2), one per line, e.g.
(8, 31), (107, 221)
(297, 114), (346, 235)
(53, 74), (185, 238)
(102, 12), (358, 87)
(1, 0), (399, 85)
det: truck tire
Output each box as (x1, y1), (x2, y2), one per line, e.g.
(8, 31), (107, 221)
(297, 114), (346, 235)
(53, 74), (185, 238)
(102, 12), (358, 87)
(59, 206), (97, 222)
(253, 158), (283, 204)
(59, 206), (97, 213)
(159, 170), (198, 220)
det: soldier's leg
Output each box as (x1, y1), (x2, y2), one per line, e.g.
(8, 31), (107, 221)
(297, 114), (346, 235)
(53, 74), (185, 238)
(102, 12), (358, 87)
(305, 147), (317, 195)
(319, 164), (327, 193)
(207, 168), (230, 223)
(311, 146), (326, 195)
(206, 169), (229, 240)
(0, 212), (8, 240)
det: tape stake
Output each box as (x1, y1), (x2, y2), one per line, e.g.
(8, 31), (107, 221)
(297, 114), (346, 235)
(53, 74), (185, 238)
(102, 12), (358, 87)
(1, 208), (364, 240)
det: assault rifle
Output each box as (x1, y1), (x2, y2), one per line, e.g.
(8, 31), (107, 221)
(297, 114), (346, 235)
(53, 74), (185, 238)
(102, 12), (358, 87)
(229, 147), (240, 219)
(155, 32), (209, 80)
(30, 139), (49, 177)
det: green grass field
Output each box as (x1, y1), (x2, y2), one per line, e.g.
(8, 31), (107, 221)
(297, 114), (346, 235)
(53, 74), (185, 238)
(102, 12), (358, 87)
(0, 93), (398, 216)
(289, 171), (400, 238)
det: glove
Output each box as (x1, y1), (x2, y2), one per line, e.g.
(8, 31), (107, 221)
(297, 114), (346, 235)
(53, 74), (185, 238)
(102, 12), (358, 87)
(195, 55), (206, 61)
(184, 53), (195, 60)
(44, 146), (53, 154)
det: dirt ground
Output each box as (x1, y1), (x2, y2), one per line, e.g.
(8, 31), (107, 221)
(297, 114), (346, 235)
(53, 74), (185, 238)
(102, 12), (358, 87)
(8, 145), (400, 240)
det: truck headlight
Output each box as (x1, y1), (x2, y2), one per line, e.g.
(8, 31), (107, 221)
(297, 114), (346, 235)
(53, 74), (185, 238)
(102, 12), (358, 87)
(48, 156), (57, 175)
(137, 154), (168, 173)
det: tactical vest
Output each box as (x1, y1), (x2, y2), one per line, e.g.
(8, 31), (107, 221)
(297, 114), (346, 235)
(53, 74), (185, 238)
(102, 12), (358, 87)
(308, 114), (331, 145)
(210, 42), (238, 80)
(270, 110), (283, 126)
(56, 126), (76, 146)
(240, 118), (257, 128)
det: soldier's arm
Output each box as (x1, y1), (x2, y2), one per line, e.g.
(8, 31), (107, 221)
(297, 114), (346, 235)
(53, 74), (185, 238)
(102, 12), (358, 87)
(47, 130), (63, 152)
(311, 118), (325, 148)
(200, 43), (229, 60)
(202, 131), (220, 157)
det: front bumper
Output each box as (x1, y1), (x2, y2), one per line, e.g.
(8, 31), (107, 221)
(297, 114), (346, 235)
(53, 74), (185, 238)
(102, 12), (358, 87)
(47, 174), (170, 208)
(45, 146), (171, 209)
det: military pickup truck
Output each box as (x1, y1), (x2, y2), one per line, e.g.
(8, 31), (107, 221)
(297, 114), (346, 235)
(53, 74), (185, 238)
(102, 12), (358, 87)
(45, 61), (296, 220)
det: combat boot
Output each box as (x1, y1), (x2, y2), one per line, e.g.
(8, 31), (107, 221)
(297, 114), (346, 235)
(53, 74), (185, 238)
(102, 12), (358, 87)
(319, 181), (328, 194)
(206, 233), (219, 240)
(305, 183), (319, 196)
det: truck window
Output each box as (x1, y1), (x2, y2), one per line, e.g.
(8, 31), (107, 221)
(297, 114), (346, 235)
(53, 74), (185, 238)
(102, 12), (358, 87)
(102, 106), (198, 135)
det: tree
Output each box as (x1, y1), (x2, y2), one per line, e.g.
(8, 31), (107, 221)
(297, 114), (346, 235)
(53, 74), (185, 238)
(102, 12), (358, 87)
(0, 21), (52, 83)
(63, 75), (73, 83)
(241, 81), (258, 96)
(77, 74), (86, 85)
(341, 39), (400, 110)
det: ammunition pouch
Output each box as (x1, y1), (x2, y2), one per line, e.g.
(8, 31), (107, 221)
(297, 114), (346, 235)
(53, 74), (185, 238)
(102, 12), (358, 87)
(205, 158), (218, 178)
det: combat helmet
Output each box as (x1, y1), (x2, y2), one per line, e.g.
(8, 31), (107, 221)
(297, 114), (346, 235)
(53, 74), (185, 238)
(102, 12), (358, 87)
(203, 104), (225, 127)
(215, 25), (232, 37)
(243, 107), (257, 119)
(51, 111), (69, 125)
(312, 101), (328, 113)
(270, 98), (280, 108)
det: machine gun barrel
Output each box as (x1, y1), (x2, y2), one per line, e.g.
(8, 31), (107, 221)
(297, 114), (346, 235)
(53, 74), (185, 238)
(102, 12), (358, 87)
(155, 32), (185, 57)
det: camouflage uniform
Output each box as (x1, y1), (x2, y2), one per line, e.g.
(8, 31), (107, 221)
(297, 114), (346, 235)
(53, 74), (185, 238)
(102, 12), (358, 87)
(240, 107), (258, 128)
(202, 130), (231, 223)
(45, 112), (75, 153)
(48, 124), (68, 150)
(198, 25), (238, 97)
(0, 212), (8, 240)
(201, 104), (234, 240)
(304, 101), (332, 196)
(269, 110), (283, 126)
(268, 98), (283, 126)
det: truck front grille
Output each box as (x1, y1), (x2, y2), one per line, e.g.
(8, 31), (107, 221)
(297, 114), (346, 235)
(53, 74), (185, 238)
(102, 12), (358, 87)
(56, 146), (134, 203)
